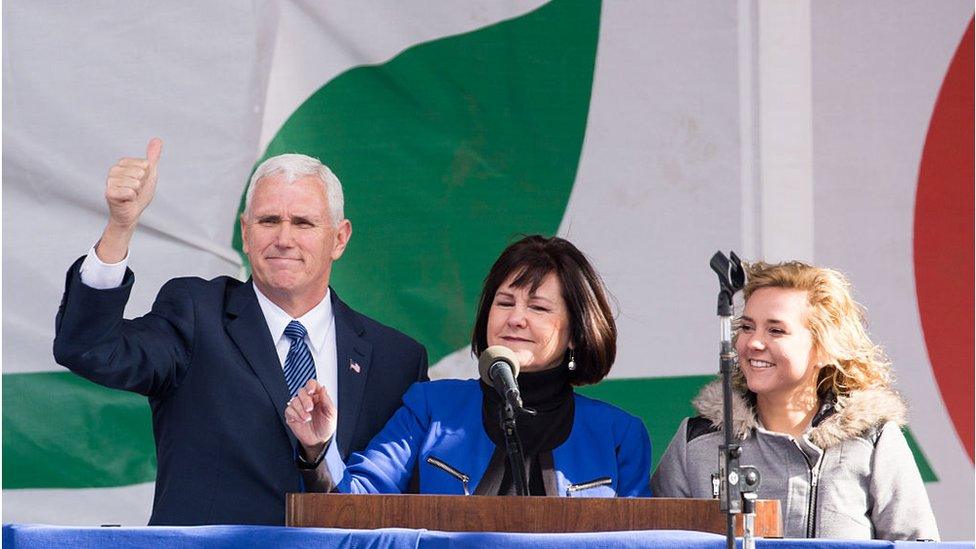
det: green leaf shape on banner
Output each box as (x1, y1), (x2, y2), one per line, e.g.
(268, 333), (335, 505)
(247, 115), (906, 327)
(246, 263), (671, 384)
(578, 375), (938, 482)
(233, 0), (602, 364)
(3, 372), (156, 489)
(902, 428), (938, 482)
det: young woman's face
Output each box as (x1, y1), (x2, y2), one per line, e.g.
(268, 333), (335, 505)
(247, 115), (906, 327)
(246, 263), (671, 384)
(736, 287), (821, 401)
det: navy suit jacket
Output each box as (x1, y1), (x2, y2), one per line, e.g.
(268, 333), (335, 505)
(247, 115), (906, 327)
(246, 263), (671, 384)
(53, 257), (428, 525)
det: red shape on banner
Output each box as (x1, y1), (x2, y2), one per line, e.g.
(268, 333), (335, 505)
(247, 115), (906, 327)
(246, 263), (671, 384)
(914, 18), (975, 463)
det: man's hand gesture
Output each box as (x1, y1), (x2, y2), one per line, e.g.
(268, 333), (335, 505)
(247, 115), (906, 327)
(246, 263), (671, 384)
(96, 138), (162, 263)
(285, 379), (338, 462)
(106, 138), (162, 228)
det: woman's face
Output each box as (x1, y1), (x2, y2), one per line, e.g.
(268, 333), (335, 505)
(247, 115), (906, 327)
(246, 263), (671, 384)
(736, 287), (821, 402)
(486, 271), (573, 373)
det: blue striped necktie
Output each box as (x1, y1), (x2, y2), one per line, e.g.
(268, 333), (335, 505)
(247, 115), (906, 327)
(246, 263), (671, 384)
(283, 320), (316, 397)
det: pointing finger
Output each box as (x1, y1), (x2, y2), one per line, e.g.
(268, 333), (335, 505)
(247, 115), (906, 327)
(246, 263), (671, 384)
(305, 378), (320, 395)
(109, 165), (147, 180)
(116, 158), (150, 169)
(295, 388), (314, 413)
(287, 397), (311, 423)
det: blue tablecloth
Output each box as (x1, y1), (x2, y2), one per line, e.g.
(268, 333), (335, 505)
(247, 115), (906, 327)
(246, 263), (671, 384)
(4, 524), (973, 548)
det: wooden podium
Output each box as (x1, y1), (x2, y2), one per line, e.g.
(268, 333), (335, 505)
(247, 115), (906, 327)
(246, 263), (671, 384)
(286, 494), (782, 536)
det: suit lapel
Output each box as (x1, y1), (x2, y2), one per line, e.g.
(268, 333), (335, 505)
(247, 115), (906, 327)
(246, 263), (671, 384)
(225, 280), (296, 448)
(332, 290), (372, 459)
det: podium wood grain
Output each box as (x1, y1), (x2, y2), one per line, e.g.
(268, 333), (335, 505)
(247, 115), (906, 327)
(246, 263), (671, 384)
(286, 494), (782, 536)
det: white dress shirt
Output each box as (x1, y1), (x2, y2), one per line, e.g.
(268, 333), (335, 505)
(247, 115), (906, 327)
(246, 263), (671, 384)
(79, 246), (340, 416)
(252, 283), (339, 410)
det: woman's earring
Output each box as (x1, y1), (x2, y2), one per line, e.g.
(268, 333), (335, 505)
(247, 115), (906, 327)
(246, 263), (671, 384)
(567, 350), (576, 371)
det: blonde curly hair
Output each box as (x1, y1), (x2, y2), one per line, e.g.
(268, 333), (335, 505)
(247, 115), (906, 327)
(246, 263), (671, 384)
(732, 261), (892, 396)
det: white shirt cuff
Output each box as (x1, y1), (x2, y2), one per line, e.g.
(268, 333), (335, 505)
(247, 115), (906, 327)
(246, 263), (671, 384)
(79, 245), (129, 289)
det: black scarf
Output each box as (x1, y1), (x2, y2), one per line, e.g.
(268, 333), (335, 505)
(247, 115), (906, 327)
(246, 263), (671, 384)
(480, 365), (575, 455)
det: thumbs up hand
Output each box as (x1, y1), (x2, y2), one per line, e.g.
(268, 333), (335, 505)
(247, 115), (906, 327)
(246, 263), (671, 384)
(105, 138), (163, 229)
(95, 138), (163, 263)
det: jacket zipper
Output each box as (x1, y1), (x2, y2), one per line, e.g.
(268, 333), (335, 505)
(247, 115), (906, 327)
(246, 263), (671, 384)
(425, 455), (470, 496)
(566, 476), (612, 496)
(808, 457), (821, 538)
(795, 442), (822, 538)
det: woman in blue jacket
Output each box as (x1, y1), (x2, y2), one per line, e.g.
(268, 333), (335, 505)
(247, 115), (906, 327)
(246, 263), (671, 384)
(285, 235), (652, 497)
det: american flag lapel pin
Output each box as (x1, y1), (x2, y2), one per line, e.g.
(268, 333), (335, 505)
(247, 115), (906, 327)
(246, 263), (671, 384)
(349, 359), (361, 374)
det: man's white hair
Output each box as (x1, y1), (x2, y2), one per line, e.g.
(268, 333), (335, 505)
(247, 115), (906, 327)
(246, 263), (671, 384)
(244, 154), (345, 226)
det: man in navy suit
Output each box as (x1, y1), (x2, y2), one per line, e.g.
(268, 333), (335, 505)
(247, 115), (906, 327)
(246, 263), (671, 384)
(53, 138), (428, 525)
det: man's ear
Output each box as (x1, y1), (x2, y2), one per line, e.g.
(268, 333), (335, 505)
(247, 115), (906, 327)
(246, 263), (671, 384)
(331, 219), (352, 260)
(240, 214), (250, 255)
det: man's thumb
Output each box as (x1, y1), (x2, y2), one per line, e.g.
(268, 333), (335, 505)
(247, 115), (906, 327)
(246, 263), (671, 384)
(146, 137), (163, 168)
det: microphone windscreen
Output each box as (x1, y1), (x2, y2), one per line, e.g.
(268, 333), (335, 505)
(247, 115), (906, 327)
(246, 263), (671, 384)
(478, 345), (521, 383)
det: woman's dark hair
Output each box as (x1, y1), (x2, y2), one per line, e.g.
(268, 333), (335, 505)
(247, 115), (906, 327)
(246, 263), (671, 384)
(471, 235), (617, 386)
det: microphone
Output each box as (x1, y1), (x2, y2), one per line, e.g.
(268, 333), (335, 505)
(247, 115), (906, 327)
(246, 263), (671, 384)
(478, 345), (523, 410)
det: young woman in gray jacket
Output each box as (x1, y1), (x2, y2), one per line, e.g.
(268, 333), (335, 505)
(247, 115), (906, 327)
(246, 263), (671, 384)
(651, 261), (939, 540)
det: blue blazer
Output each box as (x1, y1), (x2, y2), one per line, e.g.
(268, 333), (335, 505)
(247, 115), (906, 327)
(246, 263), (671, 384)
(53, 257), (428, 525)
(320, 379), (652, 497)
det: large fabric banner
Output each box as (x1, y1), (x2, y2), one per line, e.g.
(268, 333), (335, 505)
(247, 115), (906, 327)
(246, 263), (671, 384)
(4, 0), (973, 539)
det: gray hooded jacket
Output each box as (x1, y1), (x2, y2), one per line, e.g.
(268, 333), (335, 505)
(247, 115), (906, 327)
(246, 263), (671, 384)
(651, 380), (939, 540)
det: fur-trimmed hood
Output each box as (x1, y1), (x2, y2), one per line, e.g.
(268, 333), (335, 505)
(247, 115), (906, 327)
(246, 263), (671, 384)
(692, 379), (907, 449)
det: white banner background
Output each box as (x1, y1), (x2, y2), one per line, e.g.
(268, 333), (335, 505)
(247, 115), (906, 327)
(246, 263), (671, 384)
(3, 0), (972, 539)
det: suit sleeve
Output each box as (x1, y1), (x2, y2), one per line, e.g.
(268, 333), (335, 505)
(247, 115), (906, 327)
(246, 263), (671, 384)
(650, 418), (693, 497)
(53, 257), (194, 398)
(869, 422), (940, 541)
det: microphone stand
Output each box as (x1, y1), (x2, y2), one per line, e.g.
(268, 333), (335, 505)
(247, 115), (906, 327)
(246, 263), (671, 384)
(499, 401), (532, 496)
(710, 251), (761, 549)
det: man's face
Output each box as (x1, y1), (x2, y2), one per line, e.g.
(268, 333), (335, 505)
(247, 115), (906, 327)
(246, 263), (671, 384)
(241, 174), (351, 310)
